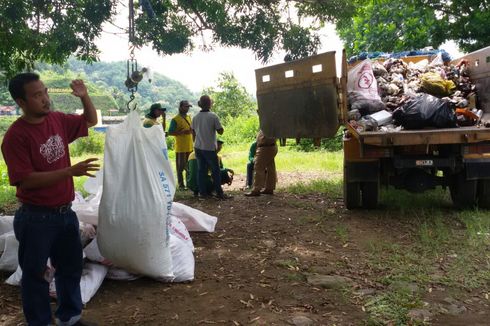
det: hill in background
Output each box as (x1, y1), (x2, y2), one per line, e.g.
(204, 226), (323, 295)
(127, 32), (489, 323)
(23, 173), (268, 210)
(0, 58), (199, 116)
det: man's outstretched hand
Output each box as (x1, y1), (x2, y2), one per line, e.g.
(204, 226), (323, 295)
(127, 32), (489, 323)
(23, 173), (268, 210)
(69, 158), (100, 177)
(70, 79), (89, 99)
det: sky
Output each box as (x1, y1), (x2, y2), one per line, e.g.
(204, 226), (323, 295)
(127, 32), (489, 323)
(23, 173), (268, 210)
(95, 5), (463, 95)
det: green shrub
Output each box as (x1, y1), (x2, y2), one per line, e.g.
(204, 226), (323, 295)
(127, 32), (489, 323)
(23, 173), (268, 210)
(221, 115), (259, 145)
(293, 129), (343, 152)
(166, 135), (174, 151)
(70, 129), (105, 156)
(0, 117), (18, 137)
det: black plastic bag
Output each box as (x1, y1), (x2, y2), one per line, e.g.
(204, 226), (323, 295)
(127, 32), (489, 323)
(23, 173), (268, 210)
(393, 94), (457, 129)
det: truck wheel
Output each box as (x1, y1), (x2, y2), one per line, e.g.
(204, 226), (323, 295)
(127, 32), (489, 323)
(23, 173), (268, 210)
(361, 181), (379, 209)
(344, 181), (361, 209)
(477, 180), (490, 209)
(450, 173), (477, 209)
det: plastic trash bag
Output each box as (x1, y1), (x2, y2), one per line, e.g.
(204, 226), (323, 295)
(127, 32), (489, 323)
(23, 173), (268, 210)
(98, 110), (176, 279)
(420, 72), (456, 97)
(393, 94), (457, 129)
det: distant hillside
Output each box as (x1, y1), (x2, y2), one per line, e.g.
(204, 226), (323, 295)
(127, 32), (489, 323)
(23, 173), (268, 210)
(0, 58), (198, 115)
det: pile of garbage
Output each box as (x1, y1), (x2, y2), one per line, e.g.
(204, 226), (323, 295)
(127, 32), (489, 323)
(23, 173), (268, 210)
(347, 52), (481, 132)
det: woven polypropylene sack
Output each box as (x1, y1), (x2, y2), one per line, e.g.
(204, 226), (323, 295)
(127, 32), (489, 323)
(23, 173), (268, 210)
(98, 111), (176, 278)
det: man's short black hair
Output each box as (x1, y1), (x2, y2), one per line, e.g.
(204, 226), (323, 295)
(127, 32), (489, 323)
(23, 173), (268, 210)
(8, 73), (40, 101)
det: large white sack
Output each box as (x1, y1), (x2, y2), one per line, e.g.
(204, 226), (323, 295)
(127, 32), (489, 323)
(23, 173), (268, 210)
(72, 189), (102, 226)
(169, 215), (194, 251)
(171, 202), (217, 232)
(0, 231), (19, 272)
(5, 265), (22, 285)
(167, 234), (194, 282)
(79, 263), (108, 304)
(98, 110), (176, 279)
(0, 215), (14, 235)
(347, 59), (382, 102)
(6, 263), (108, 305)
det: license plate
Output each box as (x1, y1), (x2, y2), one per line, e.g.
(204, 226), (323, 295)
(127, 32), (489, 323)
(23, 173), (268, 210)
(416, 160), (433, 166)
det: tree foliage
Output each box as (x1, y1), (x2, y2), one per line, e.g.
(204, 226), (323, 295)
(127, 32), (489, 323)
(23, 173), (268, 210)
(203, 72), (256, 120)
(0, 0), (356, 78)
(336, 0), (490, 56)
(0, 0), (115, 78)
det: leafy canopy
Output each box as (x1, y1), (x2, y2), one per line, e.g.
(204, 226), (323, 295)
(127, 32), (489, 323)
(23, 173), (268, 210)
(335, 0), (490, 56)
(2, 0), (490, 79)
(203, 72), (256, 120)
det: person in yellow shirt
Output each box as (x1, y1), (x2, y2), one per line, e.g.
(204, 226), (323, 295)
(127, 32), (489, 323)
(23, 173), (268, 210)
(143, 103), (166, 129)
(168, 100), (193, 189)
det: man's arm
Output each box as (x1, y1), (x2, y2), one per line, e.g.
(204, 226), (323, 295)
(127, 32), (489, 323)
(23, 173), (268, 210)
(71, 80), (97, 128)
(18, 158), (99, 190)
(217, 128), (224, 135)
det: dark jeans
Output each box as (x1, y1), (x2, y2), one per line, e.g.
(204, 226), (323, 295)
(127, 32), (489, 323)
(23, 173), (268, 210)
(13, 204), (83, 326)
(176, 152), (191, 188)
(195, 148), (223, 196)
(246, 162), (254, 188)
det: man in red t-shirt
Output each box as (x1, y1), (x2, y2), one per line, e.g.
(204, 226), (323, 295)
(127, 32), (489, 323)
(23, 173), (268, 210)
(1, 73), (99, 326)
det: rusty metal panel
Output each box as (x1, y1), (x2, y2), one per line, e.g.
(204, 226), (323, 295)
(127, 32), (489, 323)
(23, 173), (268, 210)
(255, 51), (340, 138)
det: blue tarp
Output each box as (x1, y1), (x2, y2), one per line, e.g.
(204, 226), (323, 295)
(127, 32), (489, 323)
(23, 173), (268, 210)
(348, 49), (451, 64)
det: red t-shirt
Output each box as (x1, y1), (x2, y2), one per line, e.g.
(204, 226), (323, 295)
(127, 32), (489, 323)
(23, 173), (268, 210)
(1, 111), (88, 207)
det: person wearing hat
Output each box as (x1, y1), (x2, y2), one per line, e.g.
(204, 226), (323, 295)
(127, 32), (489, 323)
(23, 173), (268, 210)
(191, 95), (232, 199)
(168, 100), (193, 190)
(143, 103), (167, 129)
(187, 139), (234, 196)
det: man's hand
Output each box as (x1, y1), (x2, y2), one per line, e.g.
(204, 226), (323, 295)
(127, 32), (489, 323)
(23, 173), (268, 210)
(69, 158), (100, 177)
(70, 79), (89, 99)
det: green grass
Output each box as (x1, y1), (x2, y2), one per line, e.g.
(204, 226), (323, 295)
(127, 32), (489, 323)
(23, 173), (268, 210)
(220, 144), (343, 174)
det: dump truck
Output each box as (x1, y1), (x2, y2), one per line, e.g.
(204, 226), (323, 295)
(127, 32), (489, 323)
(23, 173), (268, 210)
(255, 46), (490, 209)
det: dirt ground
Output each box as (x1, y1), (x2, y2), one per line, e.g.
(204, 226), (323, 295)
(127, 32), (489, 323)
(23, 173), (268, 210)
(1, 172), (490, 325)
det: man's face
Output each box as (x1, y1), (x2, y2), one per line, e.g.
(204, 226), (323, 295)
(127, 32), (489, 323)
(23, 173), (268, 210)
(179, 105), (190, 114)
(17, 80), (50, 117)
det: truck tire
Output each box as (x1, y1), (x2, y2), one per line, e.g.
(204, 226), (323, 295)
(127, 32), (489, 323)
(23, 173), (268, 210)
(450, 173), (477, 209)
(477, 179), (490, 209)
(344, 181), (361, 209)
(361, 181), (379, 209)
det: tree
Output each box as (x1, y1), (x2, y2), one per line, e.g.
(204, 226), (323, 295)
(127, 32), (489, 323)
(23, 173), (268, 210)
(0, 0), (115, 78)
(419, 0), (490, 53)
(203, 72), (256, 120)
(0, 0), (357, 79)
(335, 0), (490, 56)
(336, 0), (443, 56)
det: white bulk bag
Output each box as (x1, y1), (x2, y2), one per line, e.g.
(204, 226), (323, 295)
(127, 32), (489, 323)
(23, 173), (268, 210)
(347, 59), (382, 102)
(171, 202), (218, 232)
(97, 110), (176, 279)
(0, 231), (19, 272)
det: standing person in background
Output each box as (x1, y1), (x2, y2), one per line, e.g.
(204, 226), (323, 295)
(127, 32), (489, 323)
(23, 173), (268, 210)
(191, 95), (232, 200)
(245, 130), (278, 196)
(168, 100), (193, 190)
(1, 73), (99, 326)
(187, 139), (234, 196)
(143, 103), (167, 130)
(246, 140), (257, 189)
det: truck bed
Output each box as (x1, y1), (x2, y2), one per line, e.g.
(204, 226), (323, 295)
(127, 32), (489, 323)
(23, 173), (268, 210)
(349, 124), (490, 146)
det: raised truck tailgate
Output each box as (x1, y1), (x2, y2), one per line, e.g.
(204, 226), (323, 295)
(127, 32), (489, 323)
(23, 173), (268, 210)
(255, 51), (341, 138)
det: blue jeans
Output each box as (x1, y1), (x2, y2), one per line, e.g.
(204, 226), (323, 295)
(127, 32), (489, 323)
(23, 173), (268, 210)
(195, 148), (223, 196)
(246, 162), (254, 188)
(13, 205), (83, 326)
